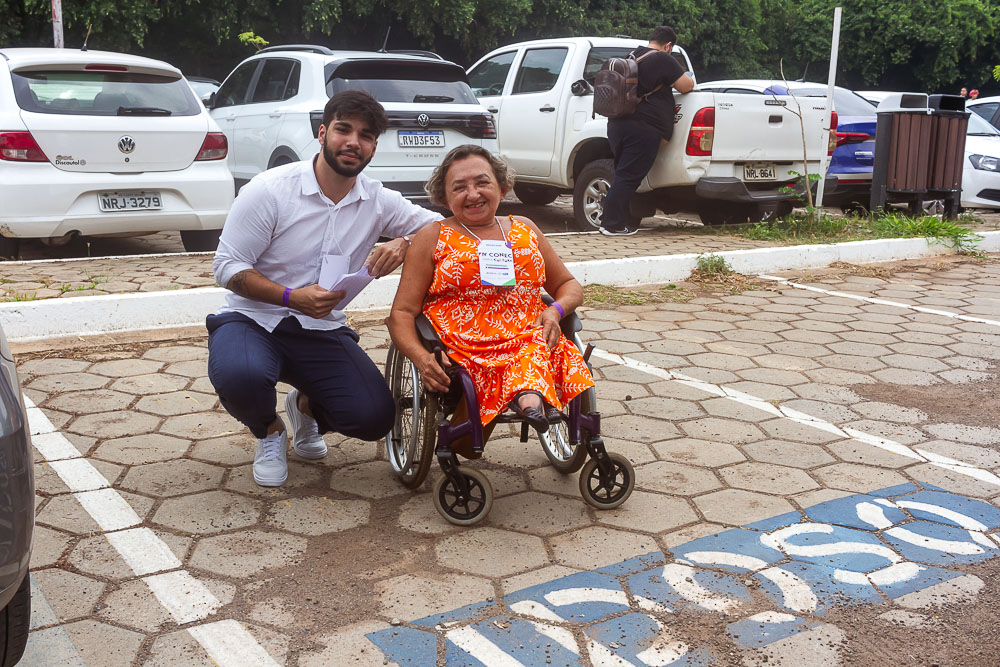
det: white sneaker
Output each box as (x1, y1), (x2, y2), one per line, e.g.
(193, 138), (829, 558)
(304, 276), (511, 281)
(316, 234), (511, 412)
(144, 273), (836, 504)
(254, 424), (288, 487)
(285, 389), (328, 459)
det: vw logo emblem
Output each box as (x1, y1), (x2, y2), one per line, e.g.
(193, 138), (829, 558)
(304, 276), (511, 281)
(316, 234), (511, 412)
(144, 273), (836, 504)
(117, 136), (136, 154)
(416, 114), (430, 128)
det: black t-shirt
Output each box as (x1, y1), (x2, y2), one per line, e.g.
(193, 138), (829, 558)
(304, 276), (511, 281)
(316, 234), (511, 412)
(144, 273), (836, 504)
(629, 46), (685, 141)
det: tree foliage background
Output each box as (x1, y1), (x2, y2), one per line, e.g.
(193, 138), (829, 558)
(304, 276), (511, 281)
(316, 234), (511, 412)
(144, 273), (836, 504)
(2, 0), (998, 92)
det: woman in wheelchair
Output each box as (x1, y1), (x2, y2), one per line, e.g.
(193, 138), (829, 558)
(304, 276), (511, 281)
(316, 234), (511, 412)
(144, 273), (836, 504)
(385, 145), (634, 525)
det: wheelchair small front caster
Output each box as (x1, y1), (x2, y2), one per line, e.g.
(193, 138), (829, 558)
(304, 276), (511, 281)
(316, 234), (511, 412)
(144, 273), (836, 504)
(432, 467), (494, 526)
(579, 452), (635, 510)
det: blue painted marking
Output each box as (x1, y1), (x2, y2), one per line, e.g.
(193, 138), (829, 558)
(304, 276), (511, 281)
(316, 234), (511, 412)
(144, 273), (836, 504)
(368, 488), (999, 664)
(504, 571), (627, 623)
(876, 563), (965, 600)
(869, 483), (920, 498)
(446, 616), (581, 665)
(726, 614), (817, 649)
(895, 490), (1000, 530)
(670, 528), (783, 571)
(766, 524), (894, 572)
(743, 510), (803, 532)
(802, 494), (908, 530)
(413, 599), (498, 629)
(883, 520), (999, 566)
(596, 551), (667, 576)
(754, 561), (882, 614)
(627, 565), (751, 613)
(586, 613), (713, 665)
(367, 626), (436, 666)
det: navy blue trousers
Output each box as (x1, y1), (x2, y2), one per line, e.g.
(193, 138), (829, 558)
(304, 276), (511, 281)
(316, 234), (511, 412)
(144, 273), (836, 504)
(604, 118), (663, 230)
(206, 312), (395, 440)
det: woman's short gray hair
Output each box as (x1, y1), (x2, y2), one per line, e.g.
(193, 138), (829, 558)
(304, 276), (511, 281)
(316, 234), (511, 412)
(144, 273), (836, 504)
(425, 144), (515, 208)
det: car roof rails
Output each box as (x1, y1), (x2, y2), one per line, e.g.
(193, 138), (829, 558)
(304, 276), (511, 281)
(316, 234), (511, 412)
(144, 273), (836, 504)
(387, 49), (444, 60)
(258, 45), (335, 55)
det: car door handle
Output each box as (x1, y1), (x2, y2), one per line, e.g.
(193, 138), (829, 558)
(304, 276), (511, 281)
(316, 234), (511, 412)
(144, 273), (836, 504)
(269, 112), (283, 118)
(539, 105), (556, 112)
(487, 107), (499, 113)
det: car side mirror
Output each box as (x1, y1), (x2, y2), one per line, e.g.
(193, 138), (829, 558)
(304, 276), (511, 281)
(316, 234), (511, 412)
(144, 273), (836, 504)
(571, 79), (593, 96)
(206, 92), (217, 109)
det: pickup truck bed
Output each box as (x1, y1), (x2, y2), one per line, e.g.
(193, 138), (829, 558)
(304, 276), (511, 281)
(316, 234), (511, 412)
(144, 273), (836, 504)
(467, 37), (836, 230)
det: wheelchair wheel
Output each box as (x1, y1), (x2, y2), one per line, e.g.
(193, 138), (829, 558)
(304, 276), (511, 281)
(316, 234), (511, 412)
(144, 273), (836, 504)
(541, 386), (595, 474)
(432, 467), (494, 526)
(579, 452), (635, 510)
(384, 344), (437, 489)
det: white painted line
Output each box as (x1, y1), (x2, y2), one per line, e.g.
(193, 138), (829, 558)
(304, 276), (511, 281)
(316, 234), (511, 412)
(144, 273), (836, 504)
(30, 431), (81, 460)
(188, 620), (282, 667)
(75, 489), (142, 531)
(591, 348), (1000, 488)
(143, 570), (224, 624)
(758, 274), (1000, 328)
(5, 232), (1000, 342)
(24, 396), (278, 664)
(107, 527), (183, 576)
(447, 626), (526, 667)
(47, 458), (109, 492)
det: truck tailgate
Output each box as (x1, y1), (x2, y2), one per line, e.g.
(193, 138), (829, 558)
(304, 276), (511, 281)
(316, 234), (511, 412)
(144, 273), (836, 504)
(712, 92), (829, 165)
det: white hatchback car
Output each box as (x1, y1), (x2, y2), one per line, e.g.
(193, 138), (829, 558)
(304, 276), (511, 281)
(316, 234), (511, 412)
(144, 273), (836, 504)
(0, 48), (234, 257)
(209, 45), (498, 199)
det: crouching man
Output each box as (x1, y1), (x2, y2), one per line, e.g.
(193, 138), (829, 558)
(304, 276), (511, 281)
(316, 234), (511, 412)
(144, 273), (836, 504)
(207, 90), (437, 486)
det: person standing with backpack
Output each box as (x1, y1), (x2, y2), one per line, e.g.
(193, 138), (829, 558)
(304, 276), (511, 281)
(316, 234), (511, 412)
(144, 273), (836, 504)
(599, 26), (694, 235)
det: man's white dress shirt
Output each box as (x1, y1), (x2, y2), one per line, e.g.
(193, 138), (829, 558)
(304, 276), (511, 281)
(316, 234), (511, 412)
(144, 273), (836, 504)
(213, 159), (438, 332)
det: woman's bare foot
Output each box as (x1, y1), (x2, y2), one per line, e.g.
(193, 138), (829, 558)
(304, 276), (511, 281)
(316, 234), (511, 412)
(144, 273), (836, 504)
(516, 392), (542, 412)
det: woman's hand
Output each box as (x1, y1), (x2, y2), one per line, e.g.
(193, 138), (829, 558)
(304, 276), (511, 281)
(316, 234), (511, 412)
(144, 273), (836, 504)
(416, 351), (452, 393)
(535, 306), (562, 349)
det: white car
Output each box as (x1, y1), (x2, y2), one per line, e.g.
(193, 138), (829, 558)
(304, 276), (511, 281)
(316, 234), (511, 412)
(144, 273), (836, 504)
(962, 111), (1000, 210)
(966, 95), (1000, 132)
(0, 48), (234, 257)
(210, 45), (499, 199)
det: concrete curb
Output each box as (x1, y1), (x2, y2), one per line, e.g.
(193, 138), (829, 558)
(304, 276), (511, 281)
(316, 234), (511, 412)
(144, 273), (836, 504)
(3, 232), (997, 342)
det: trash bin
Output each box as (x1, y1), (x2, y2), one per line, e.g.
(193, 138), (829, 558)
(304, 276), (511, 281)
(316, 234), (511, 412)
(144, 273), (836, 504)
(870, 93), (932, 213)
(926, 94), (969, 217)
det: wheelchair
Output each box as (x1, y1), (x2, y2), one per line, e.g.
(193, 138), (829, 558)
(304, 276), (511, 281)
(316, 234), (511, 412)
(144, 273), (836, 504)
(383, 301), (635, 526)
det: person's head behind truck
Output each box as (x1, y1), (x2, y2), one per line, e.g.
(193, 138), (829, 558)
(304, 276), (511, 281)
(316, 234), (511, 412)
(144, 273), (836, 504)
(650, 26), (677, 52)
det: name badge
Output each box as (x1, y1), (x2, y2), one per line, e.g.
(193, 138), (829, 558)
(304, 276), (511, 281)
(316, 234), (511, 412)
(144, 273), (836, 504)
(477, 239), (516, 287)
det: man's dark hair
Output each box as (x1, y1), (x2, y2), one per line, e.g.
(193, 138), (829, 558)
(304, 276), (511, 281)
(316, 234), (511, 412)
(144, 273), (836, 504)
(322, 90), (388, 137)
(651, 25), (677, 46)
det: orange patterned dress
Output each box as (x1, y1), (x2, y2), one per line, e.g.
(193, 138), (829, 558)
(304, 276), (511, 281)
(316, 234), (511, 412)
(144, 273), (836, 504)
(423, 217), (594, 426)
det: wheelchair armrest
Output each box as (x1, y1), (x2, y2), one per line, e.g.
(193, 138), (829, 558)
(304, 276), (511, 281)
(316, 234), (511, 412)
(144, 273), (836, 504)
(415, 313), (444, 351)
(541, 293), (583, 337)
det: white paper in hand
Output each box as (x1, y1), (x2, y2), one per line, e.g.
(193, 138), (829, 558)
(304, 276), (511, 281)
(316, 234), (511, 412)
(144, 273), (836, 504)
(319, 254), (350, 291)
(330, 266), (376, 310)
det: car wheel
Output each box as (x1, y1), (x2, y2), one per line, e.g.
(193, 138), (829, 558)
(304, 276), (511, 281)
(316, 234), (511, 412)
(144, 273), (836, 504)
(574, 159), (641, 231)
(0, 237), (19, 261)
(513, 183), (559, 206)
(0, 575), (30, 667)
(180, 229), (223, 252)
(697, 201), (751, 225)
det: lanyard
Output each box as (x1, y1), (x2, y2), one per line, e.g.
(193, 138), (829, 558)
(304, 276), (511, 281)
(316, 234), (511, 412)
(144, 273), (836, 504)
(459, 216), (512, 248)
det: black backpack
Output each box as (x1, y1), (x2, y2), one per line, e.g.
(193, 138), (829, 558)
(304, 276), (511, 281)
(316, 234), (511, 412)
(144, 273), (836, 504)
(593, 50), (663, 119)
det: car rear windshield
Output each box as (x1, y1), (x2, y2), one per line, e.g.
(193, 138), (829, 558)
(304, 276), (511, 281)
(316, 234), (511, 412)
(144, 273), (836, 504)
(10, 70), (202, 116)
(325, 60), (478, 104)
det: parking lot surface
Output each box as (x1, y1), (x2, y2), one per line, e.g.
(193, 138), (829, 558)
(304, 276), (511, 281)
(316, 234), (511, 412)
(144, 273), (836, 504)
(19, 254), (1000, 666)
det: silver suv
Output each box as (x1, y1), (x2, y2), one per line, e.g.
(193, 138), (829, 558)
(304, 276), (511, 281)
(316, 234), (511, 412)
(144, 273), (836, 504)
(210, 45), (499, 198)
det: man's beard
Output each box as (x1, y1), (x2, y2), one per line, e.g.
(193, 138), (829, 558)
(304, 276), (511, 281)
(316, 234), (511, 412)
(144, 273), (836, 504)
(322, 137), (372, 177)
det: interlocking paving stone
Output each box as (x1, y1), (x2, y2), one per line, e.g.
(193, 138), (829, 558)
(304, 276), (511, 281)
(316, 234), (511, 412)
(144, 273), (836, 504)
(265, 496), (370, 535)
(435, 527), (548, 576)
(489, 491), (592, 535)
(694, 488), (797, 526)
(154, 490), (262, 534)
(719, 462), (819, 494)
(190, 530), (308, 578)
(650, 437), (746, 467)
(94, 433), (191, 465)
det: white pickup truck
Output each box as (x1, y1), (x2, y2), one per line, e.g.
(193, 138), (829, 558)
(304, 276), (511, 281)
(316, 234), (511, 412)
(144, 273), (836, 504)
(467, 37), (838, 229)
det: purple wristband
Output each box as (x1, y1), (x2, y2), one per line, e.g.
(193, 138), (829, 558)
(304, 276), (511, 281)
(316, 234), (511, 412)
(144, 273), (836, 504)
(282, 287), (292, 307)
(551, 301), (565, 319)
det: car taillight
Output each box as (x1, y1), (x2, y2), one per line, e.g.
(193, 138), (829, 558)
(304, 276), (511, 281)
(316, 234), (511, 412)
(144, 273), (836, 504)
(836, 131), (870, 147)
(0, 132), (47, 162)
(685, 107), (715, 156)
(827, 111), (839, 155)
(196, 132), (227, 161)
(468, 114), (497, 139)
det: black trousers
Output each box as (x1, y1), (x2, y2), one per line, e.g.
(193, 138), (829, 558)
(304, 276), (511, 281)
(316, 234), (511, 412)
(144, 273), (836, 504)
(206, 312), (394, 440)
(604, 118), (663, 230)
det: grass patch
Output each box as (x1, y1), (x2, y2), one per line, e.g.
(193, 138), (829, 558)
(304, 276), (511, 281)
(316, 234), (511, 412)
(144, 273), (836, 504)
(583, 283), (690, 307)
(695, 253), (732, 276)
(700, 210), (984, 255)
